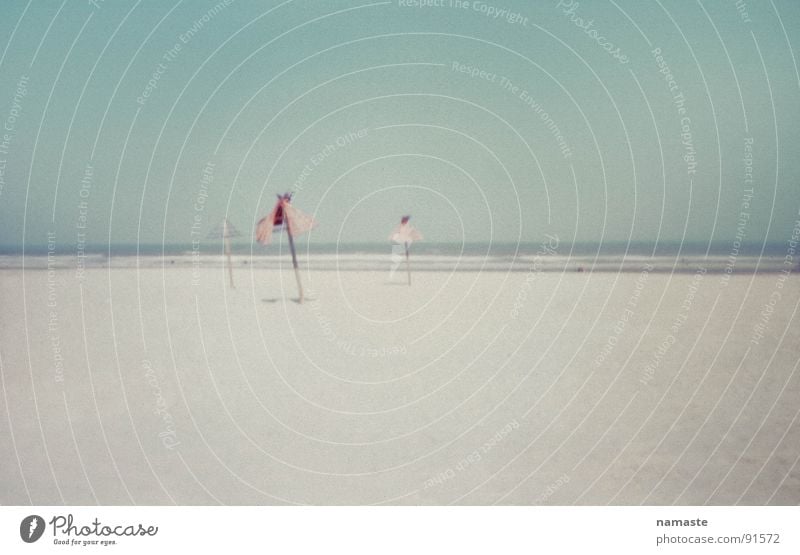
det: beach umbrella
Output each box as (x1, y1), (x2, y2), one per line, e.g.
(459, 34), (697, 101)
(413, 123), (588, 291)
(389, 215), (423, 286)
(207, 218), (241, 288)
(256, 193), (316, 303)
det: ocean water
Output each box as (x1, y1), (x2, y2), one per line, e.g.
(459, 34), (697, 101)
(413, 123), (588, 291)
(0, 240), (788, 258)
(0, 241), (793, 273)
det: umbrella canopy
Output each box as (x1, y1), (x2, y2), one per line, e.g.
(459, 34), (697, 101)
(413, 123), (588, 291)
(207, 218), (242, 239)
(389, 215), (423, 244)
(256, 193), (315, 245)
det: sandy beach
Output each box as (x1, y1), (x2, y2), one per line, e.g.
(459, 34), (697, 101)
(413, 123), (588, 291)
(0, 259), (797, 505)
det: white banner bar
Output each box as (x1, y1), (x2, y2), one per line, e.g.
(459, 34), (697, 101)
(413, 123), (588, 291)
(2, 506), (797, 554)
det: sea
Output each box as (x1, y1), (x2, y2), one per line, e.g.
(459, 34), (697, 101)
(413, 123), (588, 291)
(0, 240), (794, 274)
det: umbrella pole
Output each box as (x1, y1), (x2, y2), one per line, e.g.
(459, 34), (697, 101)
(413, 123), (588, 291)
(225, 236), (234, 288)
(405, 241), (411, 286)
(286, 224), (304, 303)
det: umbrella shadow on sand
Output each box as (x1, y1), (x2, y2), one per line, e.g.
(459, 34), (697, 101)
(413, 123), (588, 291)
(261, 297), (311, 304)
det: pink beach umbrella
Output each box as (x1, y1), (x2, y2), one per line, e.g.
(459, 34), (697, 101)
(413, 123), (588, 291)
(256, 193), (316, 303)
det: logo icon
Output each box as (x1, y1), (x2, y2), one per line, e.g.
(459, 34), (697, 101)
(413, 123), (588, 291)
(20, 515), (45, 543)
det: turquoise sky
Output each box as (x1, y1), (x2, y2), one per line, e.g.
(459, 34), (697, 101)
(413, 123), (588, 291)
(0, 0), (798, 248)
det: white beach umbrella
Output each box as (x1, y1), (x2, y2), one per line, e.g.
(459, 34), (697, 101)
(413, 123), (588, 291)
(207, 218), (241, 288)
(389, 215), (423, 286)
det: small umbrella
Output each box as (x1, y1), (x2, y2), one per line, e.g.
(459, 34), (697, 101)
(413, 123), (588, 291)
(256, 193), (316, 303)
(207, 218), (241, 288)
(389, 215), (423, 286)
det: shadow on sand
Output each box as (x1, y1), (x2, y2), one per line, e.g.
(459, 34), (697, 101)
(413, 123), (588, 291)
(261, 297), (309, 304)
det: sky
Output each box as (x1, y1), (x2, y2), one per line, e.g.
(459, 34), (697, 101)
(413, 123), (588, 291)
(0, 0), (798, 249)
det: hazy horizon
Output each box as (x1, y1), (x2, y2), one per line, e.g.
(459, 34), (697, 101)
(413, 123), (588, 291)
(1, 238), (794, 259)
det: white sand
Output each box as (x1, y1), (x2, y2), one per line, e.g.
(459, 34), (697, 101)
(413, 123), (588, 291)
(1, 261), (798, 505)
